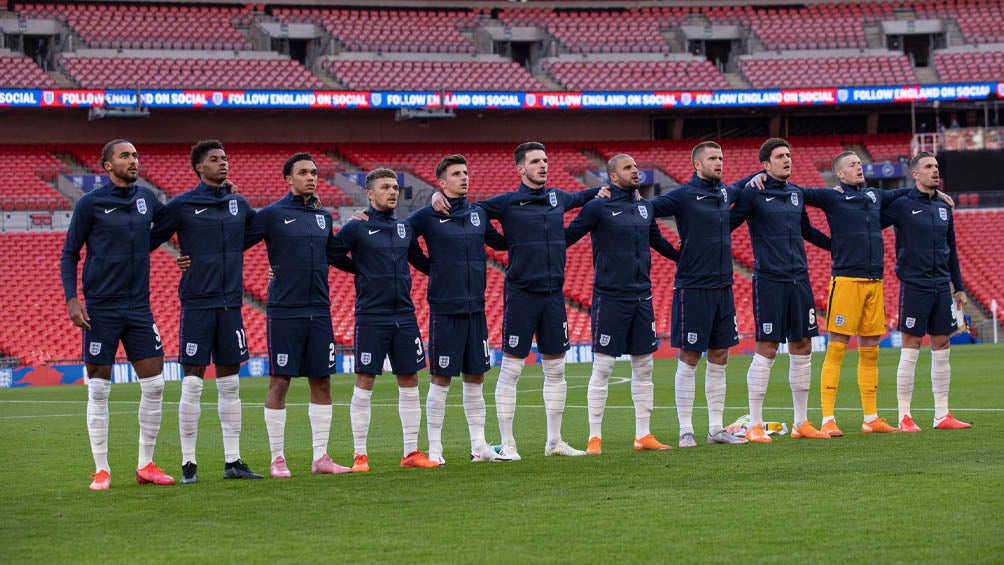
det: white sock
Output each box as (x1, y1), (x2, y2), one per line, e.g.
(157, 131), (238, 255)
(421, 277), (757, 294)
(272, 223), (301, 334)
(308, 403), (331, 461)
(495, 356), (524, 448)
(675, 360), (697, 435)
(788, 353), (812, 427)
(631, 354), (655, 439)
(399, 385), (421, 456)
(746, 354), (774, 426)
(462, 381), (487, 450)
(541, 357), (567, 445)
(706, 362), (727, 435)
(587, 353), (616, 439)
(897, 348), (920, 421)
(426, 382), (449, 459)
(137, 374), (164, 468)
(216, 374), (242, 463)
(178, 376), (203, 464)
(87, 378), (111, 472)
(264, 407), (286, 461)
(349, 386), (372, 455)
(931, 348), (951, 420)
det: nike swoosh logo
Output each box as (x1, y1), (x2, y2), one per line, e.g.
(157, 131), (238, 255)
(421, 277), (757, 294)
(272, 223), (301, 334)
(284, 218), (296, 224)
(912, 210), (923, 214)
(368, 229), (381, 235)
(765, 196), (776, 201)
(415, 357), (424, 363)
(696, 195), (709, 200)
(104, 208), (117, 214)
(611, 211), (623, 216)
(808, 326), (817, 331)
(240, 349), (248, 355)
(439, 218), (452, 223)
(845, 195), (854, 200)
(155, 344), (163, 350)
(328, 362), (336, 368)
(195, 208), (207, 215)
(519, 200), (532, 206)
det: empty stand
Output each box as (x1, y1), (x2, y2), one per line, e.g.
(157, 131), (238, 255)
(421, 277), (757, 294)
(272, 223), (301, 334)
(15, 2), (252, 50)
(0, 146), (71, 211)
(58, 56), (324, 90)
(953, 210), (1004, 326)
(275, 7), (478, 53)
(0, 56), (57, 88)
(935, 49), (1004, 82)
(322, 59), (542, 91)
(543, 59), (728, 91)
(741, 54), (916, 88)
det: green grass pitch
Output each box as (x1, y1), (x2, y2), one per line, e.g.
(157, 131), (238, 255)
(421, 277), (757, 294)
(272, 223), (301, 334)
(2, 344), (1002, 563)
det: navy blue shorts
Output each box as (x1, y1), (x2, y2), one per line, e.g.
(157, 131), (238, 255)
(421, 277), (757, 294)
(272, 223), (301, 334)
(83, 307), (164, 364)
(354, 321), (426, 376)
(267, 316), (335, 378)
(179, 308), (249, 366)
(898, 285), (957, 337)
(502, 284), (569, 357)
(752, 277), (819, 343)
(591, 294), (658, 357)
(428, 312), (491, 377)
(670, 287), (739, 352)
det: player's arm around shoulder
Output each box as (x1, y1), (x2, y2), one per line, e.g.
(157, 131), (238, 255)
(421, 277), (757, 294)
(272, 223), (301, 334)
(564, 199), (600, 247)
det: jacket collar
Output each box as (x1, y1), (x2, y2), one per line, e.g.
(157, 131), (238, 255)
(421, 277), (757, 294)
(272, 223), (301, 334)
(367, 206), (397, 221)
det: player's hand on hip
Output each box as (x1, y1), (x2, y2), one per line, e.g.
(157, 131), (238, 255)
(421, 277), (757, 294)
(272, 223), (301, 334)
(67, 298), (91, 330)
(430, 191), (450, 214)
(176, 255), (191, 271)
(351, 209), (369, 222)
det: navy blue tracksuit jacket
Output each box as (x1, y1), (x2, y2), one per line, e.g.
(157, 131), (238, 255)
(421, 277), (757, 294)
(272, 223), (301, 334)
(243, 192), (342, 319)
(729, 175), (832, 282)
(477, 183), (600, 293)
(881, 188), (964, 292)
(564, 185), (679, 300)
(408, 196), (506, 315)
(330, 207), (430, 325)
(61, 182), (164, 310)
(149, 181), (254, 309)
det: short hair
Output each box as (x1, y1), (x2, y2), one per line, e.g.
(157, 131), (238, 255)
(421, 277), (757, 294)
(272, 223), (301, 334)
(190, 140), (224, 178)
(365, 168), (397, 190)
(758, 138), (790, 164)
(513, 142), (545, 165)
(606, 154), (632, 176)
(831, 151), (857, 175)
(100, 139), (132, 170)
(282, 152), (314, 178)
(909, 151), (937, 170)
(690, 141), (721, 166)
(436, 154), (467, 180)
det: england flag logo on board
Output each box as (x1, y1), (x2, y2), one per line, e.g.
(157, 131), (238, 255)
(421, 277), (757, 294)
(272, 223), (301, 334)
(43, 91), (54, 105)
(371, 92), (382, 106)
(212, 92), (224, 105)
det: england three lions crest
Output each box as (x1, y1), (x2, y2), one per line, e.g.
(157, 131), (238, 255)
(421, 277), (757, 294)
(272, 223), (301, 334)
(638, 205), (648, 219)
(470, 211), (481, 227)
(229, 199), (239, 216)
(548, 191), (558, 207)
(397, 223), (407, 238)
(438, 356), (450, 369)
(316, 214), (326, 230)
(136, 198), (147, 215)
(939, 208), (947, 221)
(790, 193), (799, 207)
